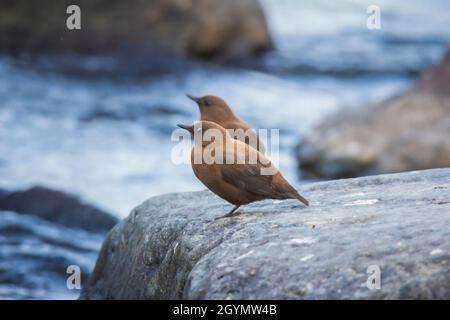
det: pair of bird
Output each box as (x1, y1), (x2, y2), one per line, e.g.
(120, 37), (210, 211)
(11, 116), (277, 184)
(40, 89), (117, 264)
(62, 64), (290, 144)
(178, 95), (309, 219)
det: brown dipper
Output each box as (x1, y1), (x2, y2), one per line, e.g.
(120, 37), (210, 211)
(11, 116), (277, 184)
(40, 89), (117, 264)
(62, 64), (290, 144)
(186, 94), (265, 153)
(177, 121), (309, 219)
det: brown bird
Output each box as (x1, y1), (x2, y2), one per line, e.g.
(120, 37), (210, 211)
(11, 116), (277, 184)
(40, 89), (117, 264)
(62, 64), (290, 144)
(186, 94), (265, 153)
(177, 121), (309, 219)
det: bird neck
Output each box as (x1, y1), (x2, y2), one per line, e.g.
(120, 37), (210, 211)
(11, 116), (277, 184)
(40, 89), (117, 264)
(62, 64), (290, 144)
(201, 107), (237, 124)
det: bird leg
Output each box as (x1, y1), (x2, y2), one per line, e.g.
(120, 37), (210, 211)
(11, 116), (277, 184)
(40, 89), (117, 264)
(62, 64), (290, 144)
(215, 205), (241, 220)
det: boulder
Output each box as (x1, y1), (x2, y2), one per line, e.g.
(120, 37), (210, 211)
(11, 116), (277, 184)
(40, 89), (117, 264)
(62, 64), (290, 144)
(81, 168), (450, 299)
(0, 0), (272, 62)
(297, 48), (450, 179)
(0, 186), (117, 232)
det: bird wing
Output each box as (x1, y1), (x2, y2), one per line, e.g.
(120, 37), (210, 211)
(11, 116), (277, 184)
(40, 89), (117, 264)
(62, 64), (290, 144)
(220, 141), (279, 197)
(220, 140), (299, 201)
(220, 163), (277, 198)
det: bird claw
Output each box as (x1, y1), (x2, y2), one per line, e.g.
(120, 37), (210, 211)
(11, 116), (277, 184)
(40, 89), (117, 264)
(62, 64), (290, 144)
(214, 211), (242, 220)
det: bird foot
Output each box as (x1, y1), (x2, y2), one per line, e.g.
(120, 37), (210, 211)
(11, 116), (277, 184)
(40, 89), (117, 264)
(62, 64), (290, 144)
(214, 210), (243, 220)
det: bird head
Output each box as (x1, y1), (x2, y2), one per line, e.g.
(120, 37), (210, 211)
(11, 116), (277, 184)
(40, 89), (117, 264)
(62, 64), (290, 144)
(186, 94), (236, 122)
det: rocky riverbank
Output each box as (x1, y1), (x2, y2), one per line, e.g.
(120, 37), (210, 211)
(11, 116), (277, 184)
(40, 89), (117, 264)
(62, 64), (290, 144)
(81, 169), (450, 299)
(296, 48), (450, 179)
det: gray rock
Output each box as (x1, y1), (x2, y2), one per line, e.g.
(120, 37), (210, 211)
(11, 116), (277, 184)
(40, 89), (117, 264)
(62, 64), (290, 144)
(80, 168), (450, 299)
(297, 48), (450, 179)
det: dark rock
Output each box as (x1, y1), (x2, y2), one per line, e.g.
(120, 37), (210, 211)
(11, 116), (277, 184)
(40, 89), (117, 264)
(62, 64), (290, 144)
(0, 0), (272, 63)
(80, 169), (450, 299)
(418, 49), (450, 95)
(297, 48), (450, 179)
(0, 186), (118, 232)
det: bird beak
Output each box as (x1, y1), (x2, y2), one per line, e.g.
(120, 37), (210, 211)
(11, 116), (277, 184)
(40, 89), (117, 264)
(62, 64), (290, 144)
(186, 94), (201, 103)
(177, 123), (194, 134)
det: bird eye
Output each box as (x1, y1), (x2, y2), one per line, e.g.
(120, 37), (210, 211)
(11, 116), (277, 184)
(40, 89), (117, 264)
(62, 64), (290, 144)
(203, 99), (211, 107)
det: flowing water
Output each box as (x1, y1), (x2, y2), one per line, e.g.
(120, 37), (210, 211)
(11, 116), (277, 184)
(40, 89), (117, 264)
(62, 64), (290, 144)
(0, 0), (449, 299)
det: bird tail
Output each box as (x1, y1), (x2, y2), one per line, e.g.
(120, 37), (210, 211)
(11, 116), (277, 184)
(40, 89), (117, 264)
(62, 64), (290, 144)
(291, 192), (309, 207)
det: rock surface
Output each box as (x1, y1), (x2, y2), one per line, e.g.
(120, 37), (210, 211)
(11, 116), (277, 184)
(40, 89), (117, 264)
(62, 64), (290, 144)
(0, 186), (117, 232)
(297, 48), (450, 179)
(81, 169), (450, 299)
(0, 0), (272, 62)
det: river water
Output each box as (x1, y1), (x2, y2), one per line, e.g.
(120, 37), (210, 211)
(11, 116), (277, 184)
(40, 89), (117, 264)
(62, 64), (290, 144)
(0, 0), (449, 299)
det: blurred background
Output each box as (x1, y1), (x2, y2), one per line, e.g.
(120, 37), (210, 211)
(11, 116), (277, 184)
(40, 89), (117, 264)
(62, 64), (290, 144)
(0, 0), (449, 299)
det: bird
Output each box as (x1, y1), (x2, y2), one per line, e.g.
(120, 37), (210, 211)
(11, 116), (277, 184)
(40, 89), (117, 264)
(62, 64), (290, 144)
(177, 121), (309, 219)
(186, 94), (265, 153)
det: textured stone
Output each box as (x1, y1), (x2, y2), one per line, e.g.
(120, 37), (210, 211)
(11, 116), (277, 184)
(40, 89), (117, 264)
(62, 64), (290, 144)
(81, 169), (450, 299)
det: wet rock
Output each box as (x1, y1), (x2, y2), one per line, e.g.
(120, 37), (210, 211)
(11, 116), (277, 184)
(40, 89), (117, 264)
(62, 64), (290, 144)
(297, 48), (450, 179)
(80, 169), (450, 299)
(0, 186), (118, 232)
(0, 0), (272, 63)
